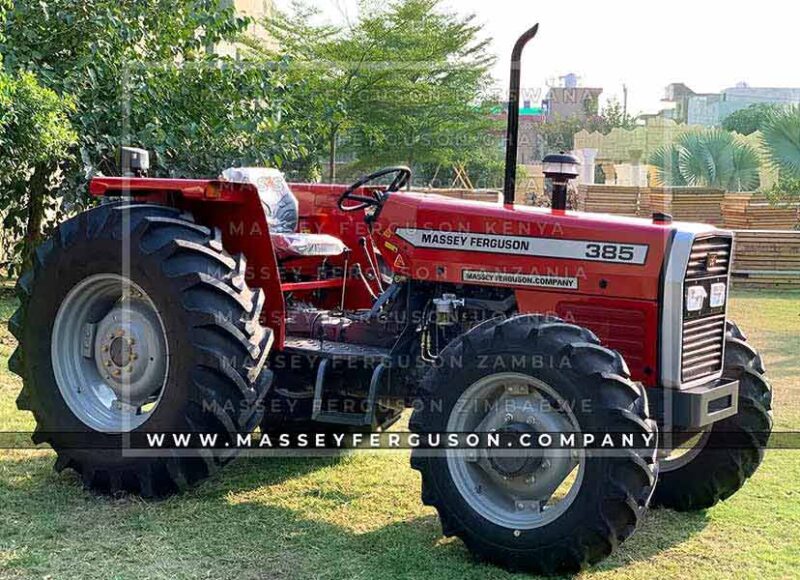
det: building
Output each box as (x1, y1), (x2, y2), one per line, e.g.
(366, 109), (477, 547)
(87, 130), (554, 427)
(662, 82), (800, 126)
(543, 74), (603, 120)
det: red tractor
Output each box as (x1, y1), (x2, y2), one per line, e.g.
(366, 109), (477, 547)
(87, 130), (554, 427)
(10, 25), (771, 574)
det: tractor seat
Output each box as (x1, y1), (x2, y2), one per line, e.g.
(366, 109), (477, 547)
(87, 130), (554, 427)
(221, 167), (346, 259)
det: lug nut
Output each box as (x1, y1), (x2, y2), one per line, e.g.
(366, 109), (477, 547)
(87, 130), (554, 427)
(526, 475), (536, 484)
(101, 345), (109, 352)
(526, 416), (536, 425)
(541, 459), (551, 471)
(504, 413), (514, 423)
(516, 501), (525, 510)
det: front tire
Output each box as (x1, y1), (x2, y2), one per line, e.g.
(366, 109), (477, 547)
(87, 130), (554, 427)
(651, 321), (773, 510)
(10, 202), (273, 496)
(410, 315), (657, 575)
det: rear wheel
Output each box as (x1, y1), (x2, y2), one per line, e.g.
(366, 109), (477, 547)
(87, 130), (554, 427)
(652, 321), (773, 510)
(10, 202), (273, 496)
(410, 315), (657, 575)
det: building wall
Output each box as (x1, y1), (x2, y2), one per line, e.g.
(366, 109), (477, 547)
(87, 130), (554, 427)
(688, 87), (800, 126)
(543, 87), (603, 120)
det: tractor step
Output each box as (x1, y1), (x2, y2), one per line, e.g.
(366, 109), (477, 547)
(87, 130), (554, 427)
(312, 358), (388, 427)
(283, 336), (391, 362)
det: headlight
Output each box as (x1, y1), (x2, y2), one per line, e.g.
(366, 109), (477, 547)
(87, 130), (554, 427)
(686, 285), (708, 312)
(709, 282), (727, 308)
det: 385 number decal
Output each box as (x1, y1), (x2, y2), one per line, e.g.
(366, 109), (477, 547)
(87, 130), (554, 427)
(585, 243), (637, 263)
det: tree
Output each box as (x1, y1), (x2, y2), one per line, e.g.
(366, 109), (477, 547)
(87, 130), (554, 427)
(648, 129), (760, 192)
(257, 2), (374, 182)
(0, 0), (318, 198)
(262, 0), (498, 185)
(722, 103), (780, 135)
(0, 70), (77, 272)
(344, 0), (497, 182)
(760, 105), (800, 200)
(761, 105), (800, 178)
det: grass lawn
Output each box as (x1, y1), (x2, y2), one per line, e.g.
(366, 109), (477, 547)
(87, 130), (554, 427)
(1, 287), (798, 579)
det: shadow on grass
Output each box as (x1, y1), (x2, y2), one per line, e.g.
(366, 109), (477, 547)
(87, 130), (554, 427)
(0, 451), (711, 579)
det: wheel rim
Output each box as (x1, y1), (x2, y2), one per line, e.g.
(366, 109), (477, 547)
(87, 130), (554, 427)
(659, 428), (711, 473)
(51, 274), (169, 432)
(446, 372), (585, 530)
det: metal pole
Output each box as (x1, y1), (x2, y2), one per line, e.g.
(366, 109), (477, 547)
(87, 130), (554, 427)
(503, 23), (540, 206)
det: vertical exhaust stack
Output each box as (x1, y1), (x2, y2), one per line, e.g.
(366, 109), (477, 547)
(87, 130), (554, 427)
(503, 24), (539, 206)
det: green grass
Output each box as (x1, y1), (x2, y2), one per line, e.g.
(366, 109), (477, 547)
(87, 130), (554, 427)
(1, 289), (799, 579)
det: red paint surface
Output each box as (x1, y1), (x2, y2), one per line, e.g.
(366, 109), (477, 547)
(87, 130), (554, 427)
(90, 177), (674, 383)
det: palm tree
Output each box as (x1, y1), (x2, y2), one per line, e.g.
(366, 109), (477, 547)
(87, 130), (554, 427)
(761, 105), (800, 178)
(648, 129), (760, 192)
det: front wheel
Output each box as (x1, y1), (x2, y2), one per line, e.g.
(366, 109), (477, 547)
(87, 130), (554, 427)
(409, 315), (657, 575)
(652, 321), (773, 510)
(10, 203), (273, 496)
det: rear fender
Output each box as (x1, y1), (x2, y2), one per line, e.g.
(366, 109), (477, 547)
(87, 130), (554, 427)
(89, 176), (286, 346)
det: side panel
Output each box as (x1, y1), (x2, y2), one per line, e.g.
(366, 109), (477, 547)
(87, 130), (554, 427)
(515, 291), (659, 385)
(374, 192), (673, 387)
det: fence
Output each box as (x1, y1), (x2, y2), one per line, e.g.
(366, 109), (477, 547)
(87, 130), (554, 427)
(576, 185), (726, 224)
(419, 188), (501, 203)
(732, 230), (800, 289)
(722, 192), (800, 230)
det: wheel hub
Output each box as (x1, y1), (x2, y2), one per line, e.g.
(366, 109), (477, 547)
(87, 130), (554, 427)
(93, 299), (167, 406)
(487, 422), (543, 477)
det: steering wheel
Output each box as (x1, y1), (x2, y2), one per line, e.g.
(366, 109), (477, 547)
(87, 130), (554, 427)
(337, 166), (412, 212)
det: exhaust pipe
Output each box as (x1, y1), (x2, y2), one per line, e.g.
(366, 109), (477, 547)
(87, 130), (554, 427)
(503, 24), (539, 206)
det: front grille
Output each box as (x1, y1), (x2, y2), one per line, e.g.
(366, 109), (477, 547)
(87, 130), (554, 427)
(681, 235), (732, 382)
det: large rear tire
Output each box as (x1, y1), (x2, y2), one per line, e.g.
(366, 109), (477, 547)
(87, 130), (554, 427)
(10, 202), (273, 497)
(410, 315), (657, 575)
(651, 321), (773, 511)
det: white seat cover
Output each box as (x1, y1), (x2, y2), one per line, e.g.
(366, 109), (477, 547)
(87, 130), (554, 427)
(221, 167), (299, 233)
(270, 233), (346, 258)
(221, 167), (347, 258)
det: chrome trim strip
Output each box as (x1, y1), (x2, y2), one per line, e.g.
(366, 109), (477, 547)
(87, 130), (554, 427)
(661, 230), (694, 389)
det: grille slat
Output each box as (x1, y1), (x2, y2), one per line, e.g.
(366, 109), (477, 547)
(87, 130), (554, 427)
(681, 235), (732, 382)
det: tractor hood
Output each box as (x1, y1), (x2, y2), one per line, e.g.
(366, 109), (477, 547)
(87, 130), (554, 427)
(376, 191), (722, 302)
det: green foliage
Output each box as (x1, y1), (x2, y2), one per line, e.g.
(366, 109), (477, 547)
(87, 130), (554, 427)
(262, 0), (498, 185)
(0, 69), (77, 272)
(722, 103), (780, 135)
(0, 0), (318, 195)
(649, 143), (687, 186)
(761, 105), (800, 179)
(648, 129), (760, 192)
(121, 59), (315, 179)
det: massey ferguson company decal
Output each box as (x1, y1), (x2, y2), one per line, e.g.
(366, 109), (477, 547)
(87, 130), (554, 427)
(462, 269), (579, 289)
(394, 228), (648, 265)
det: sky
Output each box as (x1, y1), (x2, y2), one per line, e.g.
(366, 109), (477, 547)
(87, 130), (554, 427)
(273, 0), (800, 116)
